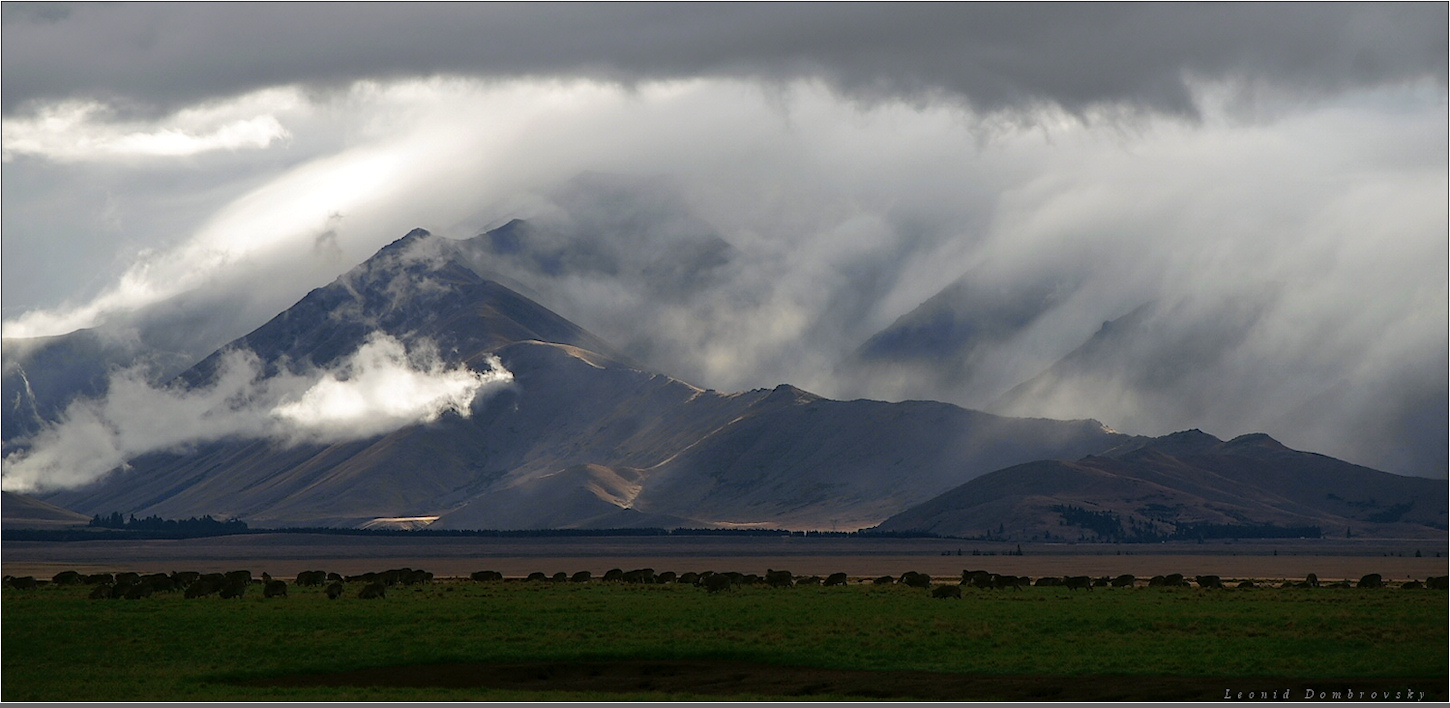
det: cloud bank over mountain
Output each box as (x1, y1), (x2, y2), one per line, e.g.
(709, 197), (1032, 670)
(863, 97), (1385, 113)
(2, 5), (1445, 477)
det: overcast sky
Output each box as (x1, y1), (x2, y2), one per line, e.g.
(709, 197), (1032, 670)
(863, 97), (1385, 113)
(2, 3), (1446, 477)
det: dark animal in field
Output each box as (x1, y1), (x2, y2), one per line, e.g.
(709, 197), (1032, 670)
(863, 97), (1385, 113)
(872, 575), (895, 585)
(89, 584), (114, 599)
(551, 572), (569, 583)
(1426, 576), (1448, 590)
(1063, 576), (1093, 591)
(931, 584), (962, 599)
(4, 576), (39, 590)
(900, 571), (932, 589)
(603, 568), (625, 582)
(1034, 576), (1063, 587)
(295, 571), (328, 587)
(1092, 577), (1110, 588)
(358, 582), (387, 599)
(961, 570), (992, 587)
(796, 575), (823, 586)
(1301, 573), (1320, 588)
(116, 572), (141, 586)
(526, 572), (548, 582)
(1149, 574), (1189, 588)
(824, 572), (849, 587)
(264, 580), (288, 598)
(1357, 574), (1383, 589)
(1237, 580), (1257, 588)
(224, 570), (252, 586)
(325, 582), (345, 600)
(742, 573), (763, 585)
(994, 575), (1027, 590)
(219, 581), (247, 599)
(471, 570), (503, 582)
(326, 572), (343, 584)
(84, 573), (115, 585)
(1111, 574), (1135, 588)
(571, 571), (592, 583)
(185, 579), (219, 598)
(703, 573), (733, 594)
(170, 571), (201, 587)
(1402, 580), (1424, 589)
(656, 571), (677, 584)
(678, 572), (700, 585)
(766, 569), (795, 588)
(622, 569), (656, 584)
(122, 583), (154, 600)
(52, 571), (82, 585)
(1195, 575), (1224, 589)
(402, 569), (433, 585)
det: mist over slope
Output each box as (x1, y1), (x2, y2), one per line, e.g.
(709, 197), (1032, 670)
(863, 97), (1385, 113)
(19, 228), (1129, 530)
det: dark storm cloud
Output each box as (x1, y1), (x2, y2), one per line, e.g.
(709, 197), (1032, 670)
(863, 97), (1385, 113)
(3, 3), (1444, 117)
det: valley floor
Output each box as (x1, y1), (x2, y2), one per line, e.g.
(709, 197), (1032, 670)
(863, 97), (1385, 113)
(4, 533), (1446, 581)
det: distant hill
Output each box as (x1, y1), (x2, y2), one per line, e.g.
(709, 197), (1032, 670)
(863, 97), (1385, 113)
(873, 429), (1449, 541)
(2, 490), (92, 530)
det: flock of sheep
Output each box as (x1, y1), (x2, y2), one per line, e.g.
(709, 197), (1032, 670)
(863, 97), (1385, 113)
(4, 567), (1446, 599)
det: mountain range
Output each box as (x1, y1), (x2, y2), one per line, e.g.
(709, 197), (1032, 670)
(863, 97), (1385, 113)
(9, 228), (1124, 531)
(4, 224), (1444, 537)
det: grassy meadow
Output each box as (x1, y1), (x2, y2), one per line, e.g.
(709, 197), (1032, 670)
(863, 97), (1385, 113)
(3, 572), (1446, 701)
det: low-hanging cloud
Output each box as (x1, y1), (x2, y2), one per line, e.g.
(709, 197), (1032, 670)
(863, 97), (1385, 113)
(0, 333), (513, 493)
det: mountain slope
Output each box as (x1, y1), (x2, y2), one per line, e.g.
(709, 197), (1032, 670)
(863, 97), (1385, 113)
(35, 228), (1129, 530)
(873, 430), (1449, 540)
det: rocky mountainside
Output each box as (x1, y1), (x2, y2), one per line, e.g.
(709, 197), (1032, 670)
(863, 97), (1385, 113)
(33, 228), (1128, 530)
(873, 429), (1449, 540)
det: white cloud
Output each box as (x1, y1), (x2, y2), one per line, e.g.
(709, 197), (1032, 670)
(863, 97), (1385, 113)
(1, 88), (299, 162)
(0, 334), (513, 493)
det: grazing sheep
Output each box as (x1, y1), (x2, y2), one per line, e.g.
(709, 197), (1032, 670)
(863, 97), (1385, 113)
(185, 579), (220, 598)
(656, 571), (677, 584)
(678, 572), (700, 585)
(1402, 580), (1424, 590)
(1236, 580), (1257, 588)
(52, 571), (83, 586)
(571, 571), (592, 583)
(702, 574), (733, 593)
(295, 571), (328, 587)
(602, 568), (625, 582)
(89, 584), (114, 600)
(765, 569), (795, 588)
(4, 576), (39, 590)
(796, 575), (823, 586)
(325, 582), (345, 600)
(358, 582), (387, 599)
(622, 568), (656, 584)
(1195, 575), (1224, 589)
(1357, 573), (1383, 589)
(1426, 576), (1448, 590)
(550, 572), (569, 583)
(824, 572), (849, 587)
(1111, 574), (1136, 588)
(1063, 576), (1093, 591)
(471, 570), (503, 582)
(264, 580), (288, 598)
(872, 575), (895, 585)
(1034, 577), (1063, 588)
(931, 584), (962, 599)
(84, 573), (115, 586)
(961, 570), (992, 587)
(900, 571), (932, 589)
(171, 571), (201, 587)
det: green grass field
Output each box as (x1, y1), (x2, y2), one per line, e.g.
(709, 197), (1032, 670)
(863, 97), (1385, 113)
(4, 575), (1446, 701)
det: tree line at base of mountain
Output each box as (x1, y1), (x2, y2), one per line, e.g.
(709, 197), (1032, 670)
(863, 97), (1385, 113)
(1048, 505), (1322, 543)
